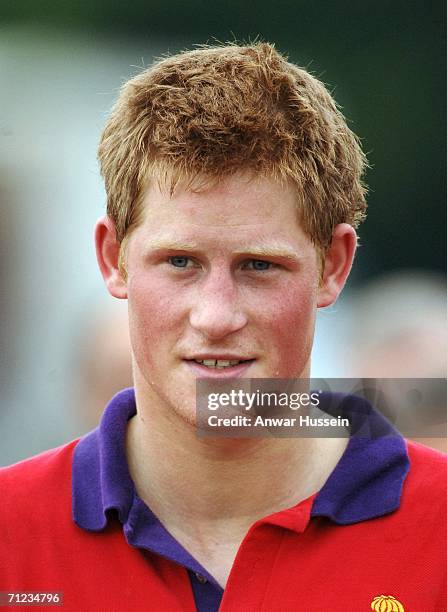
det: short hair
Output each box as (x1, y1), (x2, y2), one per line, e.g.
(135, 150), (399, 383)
(98, 42), (368, 254)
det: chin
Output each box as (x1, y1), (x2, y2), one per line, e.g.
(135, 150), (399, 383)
(167, 400), (199, 429)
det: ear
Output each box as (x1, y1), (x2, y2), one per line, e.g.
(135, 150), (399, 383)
(95, 216), (127, 299)
(317, 223), (357, 308)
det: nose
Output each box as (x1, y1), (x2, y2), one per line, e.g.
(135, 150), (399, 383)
(189, 270), (248, 340)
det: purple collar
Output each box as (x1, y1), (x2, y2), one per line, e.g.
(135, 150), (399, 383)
(73, 388), (409, 531)
(310, 392), (410, 524)
(72, 387), (224, 594)
(73, 389), (135, 531)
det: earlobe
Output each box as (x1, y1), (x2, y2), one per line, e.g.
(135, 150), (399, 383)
(317, 223), (357, 308)
(95, 216), (128, 299)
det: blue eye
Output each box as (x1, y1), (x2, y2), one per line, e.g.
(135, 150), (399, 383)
(169, 256), (190, 268)
(247, 260), (272, 271)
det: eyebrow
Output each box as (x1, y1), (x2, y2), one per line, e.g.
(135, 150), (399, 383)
(144, 238), (201, 251)
(144, 238), (302, 261)
(233, 243), (300, 261)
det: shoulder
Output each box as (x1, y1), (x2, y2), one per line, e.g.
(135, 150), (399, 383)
(402, 439), (447, 515)
(0, 439), (80, 519)
(0, 438), (79, 482)
(406, 439), (447, 480)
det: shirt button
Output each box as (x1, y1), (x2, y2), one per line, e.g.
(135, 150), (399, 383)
(195, 573), (208, 584)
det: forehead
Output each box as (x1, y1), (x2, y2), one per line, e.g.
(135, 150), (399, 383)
(134, 173), (311, 249)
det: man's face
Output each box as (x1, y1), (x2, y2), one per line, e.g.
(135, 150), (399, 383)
(124, 173), (322, 425)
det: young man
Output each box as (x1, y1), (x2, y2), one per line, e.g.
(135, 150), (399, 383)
(1, 43), (447, 611)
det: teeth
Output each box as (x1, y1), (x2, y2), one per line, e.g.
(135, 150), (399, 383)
(203, 359), (217, 366)
(216, 360), (230, 366)
(194, 359), (244, 368)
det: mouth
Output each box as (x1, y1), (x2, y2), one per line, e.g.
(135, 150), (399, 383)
(184, 357), (255, 377)
(193, 358), (249, 368)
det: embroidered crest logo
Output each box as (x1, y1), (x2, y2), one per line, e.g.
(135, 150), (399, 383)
(371, 595), (404, 611)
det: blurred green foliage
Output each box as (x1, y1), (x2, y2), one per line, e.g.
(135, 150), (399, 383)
(1, 0), (445, 280)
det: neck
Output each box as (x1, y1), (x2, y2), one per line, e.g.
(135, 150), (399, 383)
(126, 378), (348, 535)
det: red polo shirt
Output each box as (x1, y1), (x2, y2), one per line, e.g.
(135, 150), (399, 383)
(1, 389), (447, 611)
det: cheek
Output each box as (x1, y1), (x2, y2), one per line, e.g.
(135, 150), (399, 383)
(127, 275), (184, 355)
(255, 281), (317, 375)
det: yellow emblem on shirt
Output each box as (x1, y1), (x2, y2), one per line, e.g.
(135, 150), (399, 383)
(371, 594), (404, 611)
